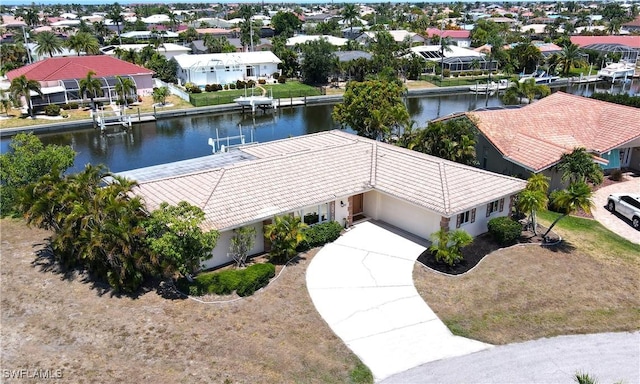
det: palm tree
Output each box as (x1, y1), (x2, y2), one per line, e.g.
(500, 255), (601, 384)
(264, 215), (307, 263)
(66, 32), (100, 56)
(92, 21), (109, 40)
(341, 3), (359, 37)
(79, 71), (103, 111)
(439, 36), (453, 80)
(517, 173), (550, 235)
(9, 75), (42, 118)
(34, 31), (64, 58)
(152, 86), (170, 106)
(180, 27), (198, 44)
(0, 89), (11, 116)
(542, 181), (593, 239)
(167, 11), (179, 32)
(559, 43), (587, 76)
(503, 78), (551, 104)
(557, 147), (604, 186)
(107, 3), (124, 45)
(114, 76), (136, 107)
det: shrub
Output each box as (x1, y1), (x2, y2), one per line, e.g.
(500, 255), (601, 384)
(236, 80), (246, 89)
(487, 216), (522, 245)
(278, 75), (287, 84)
(61, 102), (79, 110)
(609, 169), (623, 181)
(258, 78), (266, 85)
(236, 263), (275, 296)
(246, 79), (256, 88)
(205, 84), (215, 92)
(429, 229), (472, 266)
(298, 221), (343, 251)
(191, 86), (202, 93)
(548, 190), (569, 214)
(44, 104), (61, 116)
(229, 83), (236, 90)
(272, 71), (280, 78)
(223, 84), (229, 90)
(453, 72), (459, 77)
(178, 263), (275, 297)
(443, 68), (451, 78)
(126, 97), (135, 105)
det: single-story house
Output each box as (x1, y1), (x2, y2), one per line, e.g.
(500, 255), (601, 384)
(5, 55), (154, 109)
(357, 30), (427, 46)
(120, 30), (180, 40)
(455, 92), (640, 190)
(100, 43), (191, 60)
(408, 45), (498, 73)
(286, 34), (348, 48)
(173, 51), (281, 87)
(124, 130), (526, 270)
(425, 28), (471, 48)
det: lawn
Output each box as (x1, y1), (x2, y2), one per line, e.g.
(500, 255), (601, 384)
(0, 219), (368, 383)
(0, 95), (194, 130)
(414, 212), (640, 345)
(189, 81), (322, 107)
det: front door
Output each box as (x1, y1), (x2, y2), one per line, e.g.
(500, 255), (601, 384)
(352, 193), (364, 215)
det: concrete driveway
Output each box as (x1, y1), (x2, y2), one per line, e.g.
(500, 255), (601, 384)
(591, 176), (640, 244)
(306, 221), (491, 382)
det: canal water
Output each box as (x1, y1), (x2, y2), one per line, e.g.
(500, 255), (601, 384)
(2, 81), (637, 174)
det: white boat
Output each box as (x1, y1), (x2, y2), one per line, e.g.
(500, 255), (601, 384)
(519, 71), (560, 84)
(469, 79), (511, 93)
(233, 86), (275, 112)
(597, 61), (636, 81)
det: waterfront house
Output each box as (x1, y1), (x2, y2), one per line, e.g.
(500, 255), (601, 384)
(100, 43), (191, 60)
(124, 130), (525, 270)
(173, 51), (282, 87)
(457, 92), (640, 190)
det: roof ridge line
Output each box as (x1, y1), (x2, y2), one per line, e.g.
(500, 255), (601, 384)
(202, 168), (225, 210)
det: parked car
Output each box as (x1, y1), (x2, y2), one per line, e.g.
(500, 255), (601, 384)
(607, 193), (640, 230)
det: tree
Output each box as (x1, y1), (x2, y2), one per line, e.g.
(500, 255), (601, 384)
(230, 226), (257, 267)
(429, 229), (473, 267)
(299, 38), (335, 85)
(0, 132), (75, 216)
(542, 181), (593, 239)
(517, 173), (549, 235)
(203, 34), (235, 54)
(66, 32), (100, 56)
(114, 76), (137, 107)
(509, 42), (543, 74)
(557, 148), (604, 186)
(370, 30), (400, 73)
(271, 11), (301, 37)
(502, 78), (550, 105)
(143, 201), (219, 278)
(332, 80), (409, 142)
(34, 31), (64, 58)
(341, 3), (359, 37)
(152, 86), (170, 106)
(558, 43), (587, 76)
(264, 215), (307, 263)
(79, 70), (103, 111)
(398, 117), (478, 166)
(9, 74), (42, 118)
(179, 27), (198, 44)
(107, 2), (124, 45)
(438, 37), (454, 79)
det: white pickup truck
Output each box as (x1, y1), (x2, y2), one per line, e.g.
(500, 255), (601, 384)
(607, 193), (640, 230)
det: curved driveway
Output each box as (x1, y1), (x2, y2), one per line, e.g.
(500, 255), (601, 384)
(306, 221), (491, 382)
(591, 177), (640, 244)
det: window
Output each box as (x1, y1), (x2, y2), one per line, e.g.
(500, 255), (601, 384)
(298, 203), (330, 225)
(456, 208), (476, 228)
(486, 198), (505, 217)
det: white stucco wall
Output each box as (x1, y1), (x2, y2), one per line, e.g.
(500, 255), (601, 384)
(363, 191), (441, 239)
(202, 222), (264, 270)
(334, 198), (350, 227)
(448, 195), (512, 237)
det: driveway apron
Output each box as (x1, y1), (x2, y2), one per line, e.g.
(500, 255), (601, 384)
(591, 177), (640, 244)
(306, 221), (491, 381)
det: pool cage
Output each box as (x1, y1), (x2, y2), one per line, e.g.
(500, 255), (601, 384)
(31, 76), (138, 108)
(581, 43), (639, 65)
(415, 50), (497, 73)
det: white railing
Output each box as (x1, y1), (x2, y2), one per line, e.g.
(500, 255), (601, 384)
(154, 79), (189, 102)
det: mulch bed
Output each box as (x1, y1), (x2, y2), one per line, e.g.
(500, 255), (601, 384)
(417, 224), (560, 275)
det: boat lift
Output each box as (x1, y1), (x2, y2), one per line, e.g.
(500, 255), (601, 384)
(93, 107), (132, 132)
(208, 125), (257, 154)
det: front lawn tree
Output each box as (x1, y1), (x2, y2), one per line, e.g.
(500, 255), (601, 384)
(299, 38), (335, 85)
(557, 147), (604, 186)
(517, 173), (550, 235)
(264, 215), (307, 263)
(332, 80), (409, 142)
(152, 86), (170, 106)
(429, 229), (473, 267)
(543, 181), (594, 239)
(79, 70), (103, 111)
(230, 226), (257, 267)
(9, 75), (42, 118)
(143, 201), (219, 278)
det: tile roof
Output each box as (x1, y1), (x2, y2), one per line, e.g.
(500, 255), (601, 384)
(6, 56), (153, 81)
(570, 35), (640, 49)
(466, 92), (640, 172)
(132, 131), (525, 231)
(426, 28), (470, 39)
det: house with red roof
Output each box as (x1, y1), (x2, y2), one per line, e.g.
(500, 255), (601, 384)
(425, 28), (471, 48)
(5, 55), (154, 109)
(570, 36), (640, 75)
(450, 92), (640, 190)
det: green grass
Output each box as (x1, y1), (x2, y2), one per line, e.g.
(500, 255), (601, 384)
(420, 74), (512, 87)
(349, 360), (373, 384)
(189, 81), (322, 107)
(537, 210), (640, 262)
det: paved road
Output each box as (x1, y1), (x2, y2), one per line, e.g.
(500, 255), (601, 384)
(306, 221), (491, 382)
(382, 331), (640, 384)
(591, 176), (640, 244)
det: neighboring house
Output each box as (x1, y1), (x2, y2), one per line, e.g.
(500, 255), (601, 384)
(173, 51), (281, 86)
(190, 38), (272, 54)
(25, 42), (76, 62)
(409, 45), (497, 73)
(425, 28), (471, 48)
(5, 55), (154, 108)
(124, 130), (525, 270)
(457, 92), (640, 190)
(100, 43), (191, 60)
(570, 35), (640, 73)
(357, 30), (427, 45)
(120, 30), (180, 40)
(622, 16), (640, 32)
(194, 28), (235, 38)
(286, 34), (348, 48)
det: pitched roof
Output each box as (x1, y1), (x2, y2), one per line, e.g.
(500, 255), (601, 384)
(570, 35), (640, 49)
(131, 131), (525, 231)
(466, 92), (640, 172)
(6, 56), (153, 81)
(425, 28), (470, 39)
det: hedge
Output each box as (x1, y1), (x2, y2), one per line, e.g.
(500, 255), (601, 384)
(298, 221), (343, 251)
(487, 216), (522, 245)
(176, 263), (276, 297)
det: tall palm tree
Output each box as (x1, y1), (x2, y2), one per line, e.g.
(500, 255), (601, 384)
(517, 173), (550, 235)
(559, 43), (587, 76)
(92, 20), (109, 40)
(106, 3), (124, 45)
(79, 71), (103, 111)
(167, 11), (179, 32)
(66, 32), (100, 56)
(9, 75), (42, 118)
(542, 181), (593, 239)
(114, 76), (136, 107)
(34, 31), (64, 58)
(341, 3), (359, 37)
(438, 36), (453, 80)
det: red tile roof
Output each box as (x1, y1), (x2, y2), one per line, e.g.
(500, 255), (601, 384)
(570, 35), (640, 49)
(467, 92), (640, 172)
(6, 56), (154, 81)
(426, 28), (470, 39)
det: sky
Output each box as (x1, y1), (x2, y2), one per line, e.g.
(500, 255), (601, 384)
(1, 0), (563, 6)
